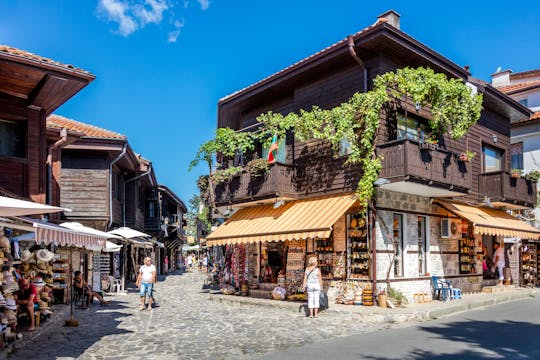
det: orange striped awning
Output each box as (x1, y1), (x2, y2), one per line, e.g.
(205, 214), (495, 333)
(436, 200), (540, 240)
(206, 194), (357, 246)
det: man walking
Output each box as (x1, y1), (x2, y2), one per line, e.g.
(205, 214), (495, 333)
(136, 257), (156, 310)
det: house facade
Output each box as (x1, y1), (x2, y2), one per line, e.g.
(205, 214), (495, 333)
(207, 11), (540, 301)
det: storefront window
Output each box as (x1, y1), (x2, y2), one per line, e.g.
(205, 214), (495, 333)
(393, 213), (404, 277)
(418, 216), (427, 275)
(483, 145), (503, 172)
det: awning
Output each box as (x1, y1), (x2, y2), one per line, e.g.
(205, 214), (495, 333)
(108, 227), (150, 239)
(16, 217), (106, 251)
(0, 195), (70, 216)
(206, 193), (357, 246)
(104, 241), (122, 252)
(436, 200), (540, 240)
(166, 239), (181, 249)
(128, 238), (154, 249)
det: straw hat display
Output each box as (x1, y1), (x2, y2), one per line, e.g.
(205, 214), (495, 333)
(33, 277), (46, 288)
(0, 236), (9, 250)
(21, 249), (33, 262)
(4, 297), (16, 311)
(36, 249), (55, 263)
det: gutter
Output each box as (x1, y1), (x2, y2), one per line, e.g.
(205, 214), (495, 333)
(347, 35), (368, 92)
(46, 127), (68, 205)
(122, 164), (153, 227)
(107, 143), (127, 230)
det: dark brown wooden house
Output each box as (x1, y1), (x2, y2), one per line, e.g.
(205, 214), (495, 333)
(207, 10), (540, 300)
(0, 46), (94, 203)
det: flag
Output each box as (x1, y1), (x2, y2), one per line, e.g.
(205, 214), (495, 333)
(267, 135), (278, 164)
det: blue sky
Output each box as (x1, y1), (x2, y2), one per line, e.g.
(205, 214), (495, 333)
(1, 0), (538, 204)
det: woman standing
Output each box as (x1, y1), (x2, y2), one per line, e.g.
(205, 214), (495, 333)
(302, 256), (323, 318)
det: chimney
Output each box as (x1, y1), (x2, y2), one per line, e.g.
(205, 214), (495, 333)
(491, 69), (512, 88)
(378, 9), (400, 30)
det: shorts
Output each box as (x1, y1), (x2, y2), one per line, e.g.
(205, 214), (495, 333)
(139, 282), (154, 298)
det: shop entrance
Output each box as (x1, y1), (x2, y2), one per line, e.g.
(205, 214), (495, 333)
(482, 235), (496, 280)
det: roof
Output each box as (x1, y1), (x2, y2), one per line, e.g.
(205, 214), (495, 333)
(158, 185), (187, 212)
(206, 193), (357, 246)
(510, 111), (540, 126)
(0, 45), (93, 77)
(47, 114), (126, 140)
(497, 80), (540, 94)
(511, 69), (540, 80)
(436, 200), (540, 240)
(219, 19), (388, 104)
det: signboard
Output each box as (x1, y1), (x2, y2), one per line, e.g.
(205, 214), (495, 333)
(333, 214), (347, 252)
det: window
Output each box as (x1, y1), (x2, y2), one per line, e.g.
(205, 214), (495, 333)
(339, 137), (352, 156)
(395, 114), (429, 142)
(511, 142), (524, 170)
(262, 137), (286, 163)
(483, 145), (503, 172)
(147, 201), (157, 219)
(114, 173), (123, 201)
(393, 213), (404, 277)
(0, 120), (26, 158)
(418, 216), (428, 275)
(518, 98), (528, 107)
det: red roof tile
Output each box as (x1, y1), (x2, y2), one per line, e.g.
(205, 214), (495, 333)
(0, 45), (93, 76)
(496, 80), (540, 94)
(512, 111), (540, 125)
(47, 115), (126, 140)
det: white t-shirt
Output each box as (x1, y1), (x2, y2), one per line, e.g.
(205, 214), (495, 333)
(187, 256), (193, 265)
(494, 247), (505, 267)
(140, 264), (156, 282)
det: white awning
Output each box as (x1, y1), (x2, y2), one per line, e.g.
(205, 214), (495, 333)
(0, 196), (70, 216)
(108, 227), (150, 239)
(104, 241), (122, 252)
(60, 222), (122, 239)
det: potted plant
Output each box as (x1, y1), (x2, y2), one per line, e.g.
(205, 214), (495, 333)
(525, 170), (540, 182)
(510, 168), (523, 179)
(459, 150), (476, 162)
(210, 166), (243, 183)
(420, 137), (438, 150)
(245, 158), (270, 177)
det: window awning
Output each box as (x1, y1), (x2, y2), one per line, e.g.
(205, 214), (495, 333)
(17, 217), (106, 251)
(436, 200), (540, 240)
(206, 193), (357, 246)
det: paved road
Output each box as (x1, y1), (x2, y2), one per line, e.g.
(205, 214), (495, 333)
(7, 271), (403, 360)
(259, 296), (540, 360)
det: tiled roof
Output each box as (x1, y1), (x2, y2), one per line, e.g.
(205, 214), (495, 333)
(512, 111), (540, 125)
(47, 115), (126, 140)
(0, 45), (93, 76)
(496, 80), (540, 94)
(219, 19), (388, 103)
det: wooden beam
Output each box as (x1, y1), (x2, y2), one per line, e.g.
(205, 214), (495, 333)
(28, 74), (67, 109)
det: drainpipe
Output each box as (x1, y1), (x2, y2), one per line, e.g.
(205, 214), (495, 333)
(107, 143), (127, 230)
(46, 127), (68, 205)
(123, 164), (152, 227)
(347, 35), (368, 92)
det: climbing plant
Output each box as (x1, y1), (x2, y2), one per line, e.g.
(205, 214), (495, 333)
(190, 67), (483, 212)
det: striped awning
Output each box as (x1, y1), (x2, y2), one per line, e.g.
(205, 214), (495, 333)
(206, 193), (357, 246)
(16, 217), (106, 251)
(436, 200), (540, 240)
(166, 239), (181, 249)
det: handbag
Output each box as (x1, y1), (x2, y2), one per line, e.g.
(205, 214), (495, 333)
(319, 292), (329, 310)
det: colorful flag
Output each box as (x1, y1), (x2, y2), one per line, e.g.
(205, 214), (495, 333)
(267, 135), (278, 164)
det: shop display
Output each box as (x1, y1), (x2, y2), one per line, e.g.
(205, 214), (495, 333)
(285, 241), (305, 291)
(332, 252), (346, 279)
(52, 253), (69, 304)
(521, 243), (537, 287)
(458, 222), (475, 274)
(348, 214), (369, 279)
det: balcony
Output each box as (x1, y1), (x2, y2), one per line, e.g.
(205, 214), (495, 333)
(480, 171), (537, 208)
(377, 139), (472, 196)
(213, 163), (297, 206)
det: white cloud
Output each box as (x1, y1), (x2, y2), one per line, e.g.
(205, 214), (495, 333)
(99, 0), (138, 36)
(97, 0), (209, 41)
(197, 0), (210, 10)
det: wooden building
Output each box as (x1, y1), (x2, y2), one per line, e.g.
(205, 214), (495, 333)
(0, 46), (94, 203)
(207, 11), (540, 300)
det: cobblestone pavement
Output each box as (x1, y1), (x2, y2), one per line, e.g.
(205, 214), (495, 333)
(5, 271), (408, 360)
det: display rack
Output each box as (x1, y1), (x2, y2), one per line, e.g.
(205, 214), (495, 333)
(315, 238), (334, 277)
(458, 222), (475, 274)
(51, 253), (69, 304)
(521, 243), (537, 287)
(348, 214), (369, 279)
(285, 241), (305, 287)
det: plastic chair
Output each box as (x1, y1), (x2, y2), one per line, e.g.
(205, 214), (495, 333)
(108, 276), (122, 294)
(431, 276), (452, 301)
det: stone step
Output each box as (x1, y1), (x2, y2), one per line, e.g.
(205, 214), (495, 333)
(482, 285), (517, 294)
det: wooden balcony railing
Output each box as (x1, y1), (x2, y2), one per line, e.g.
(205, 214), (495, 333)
(377, 139), (472, 192)
(213, 163), (297, 206)
(479, 171), (537, 207)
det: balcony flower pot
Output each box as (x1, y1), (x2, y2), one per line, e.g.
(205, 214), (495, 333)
(459, 151), (475, 163)
(525, 170), (540, 182)
(510, 169), (523, 179)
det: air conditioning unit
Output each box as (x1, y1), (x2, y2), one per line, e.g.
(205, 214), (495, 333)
(441, 218), (461, 239)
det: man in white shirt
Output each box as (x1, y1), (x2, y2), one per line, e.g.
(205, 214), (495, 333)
(136, 257), (156, 310)
(493, 242), (505, 285)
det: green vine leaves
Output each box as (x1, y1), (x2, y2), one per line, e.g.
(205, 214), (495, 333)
(191, 67), (483, 211)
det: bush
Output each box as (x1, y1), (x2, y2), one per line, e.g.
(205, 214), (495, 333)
(387, 287), (408, 307)
(245, 158), (270, 177)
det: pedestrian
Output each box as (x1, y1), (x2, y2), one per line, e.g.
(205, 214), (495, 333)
(163, 255), (169, 275)
(203, 253), (208, 274)
(302, 256), (323, 318)
(136, 257), (156, 310)
(492, 241), (505, 285)
(186, 253), (193, 272)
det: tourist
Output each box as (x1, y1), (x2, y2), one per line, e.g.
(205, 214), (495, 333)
(14, 278), (38, 331)
(73, 271), (110, 307)
(136, 257), (156, 310)
(302, 256), (323, 318)
(493, 242), (505, 285)
(186, 253), (193, 272)
(163, 255), (169, 275)
(202, 253), (208, 274)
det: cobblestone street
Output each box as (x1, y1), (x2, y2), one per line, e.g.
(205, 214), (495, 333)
(5, 271), (399, 360)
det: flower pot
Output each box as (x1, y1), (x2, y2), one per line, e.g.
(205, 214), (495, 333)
(511, 172), (522, 179)
(459, 154), (469, 162)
